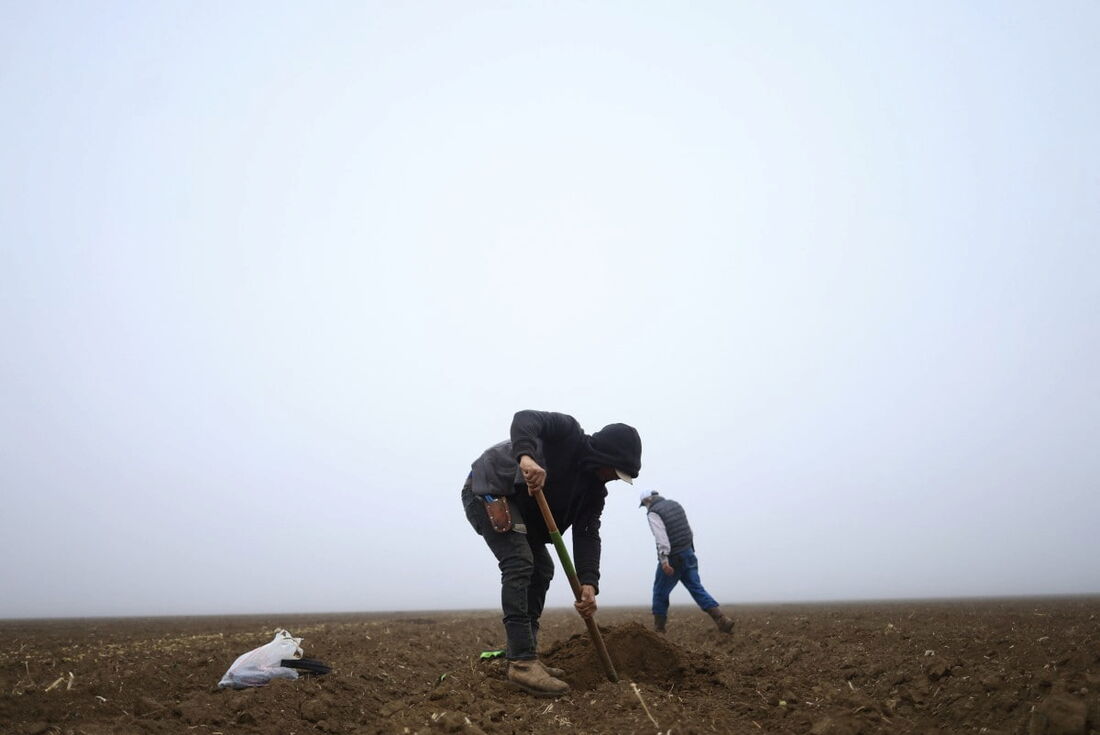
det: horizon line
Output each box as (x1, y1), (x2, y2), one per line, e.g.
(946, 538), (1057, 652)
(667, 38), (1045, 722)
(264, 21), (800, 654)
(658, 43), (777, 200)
(4, 591), (1099, 624)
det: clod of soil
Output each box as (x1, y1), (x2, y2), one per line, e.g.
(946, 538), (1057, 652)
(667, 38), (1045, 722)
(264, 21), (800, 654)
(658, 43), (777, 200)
(543, 622), (688, 690)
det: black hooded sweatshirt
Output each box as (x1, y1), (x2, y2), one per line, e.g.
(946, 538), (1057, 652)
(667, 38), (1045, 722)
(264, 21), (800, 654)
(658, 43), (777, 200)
(469, 410), (642, 590)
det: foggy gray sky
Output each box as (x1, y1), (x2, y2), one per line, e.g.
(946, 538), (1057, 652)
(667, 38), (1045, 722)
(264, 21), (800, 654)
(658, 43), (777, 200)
(2, 2), (1098, 619)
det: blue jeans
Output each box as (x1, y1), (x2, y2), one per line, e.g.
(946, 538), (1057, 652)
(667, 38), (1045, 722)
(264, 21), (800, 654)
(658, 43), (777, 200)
(651, 549), (719, 617)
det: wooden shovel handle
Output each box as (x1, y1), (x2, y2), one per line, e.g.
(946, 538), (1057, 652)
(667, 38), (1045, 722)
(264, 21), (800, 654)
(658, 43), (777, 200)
(532, 488), (619, 683)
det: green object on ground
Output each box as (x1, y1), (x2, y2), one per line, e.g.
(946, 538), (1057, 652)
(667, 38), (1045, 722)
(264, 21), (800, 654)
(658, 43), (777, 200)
(479, 649), (505, 660)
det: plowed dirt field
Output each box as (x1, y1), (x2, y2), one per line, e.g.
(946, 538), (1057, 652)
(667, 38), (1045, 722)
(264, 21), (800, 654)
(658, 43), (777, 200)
(3, 598), (1098, 734)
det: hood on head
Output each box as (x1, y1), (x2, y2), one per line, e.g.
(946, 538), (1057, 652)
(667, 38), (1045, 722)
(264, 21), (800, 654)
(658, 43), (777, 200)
(584, 423), (642, 479)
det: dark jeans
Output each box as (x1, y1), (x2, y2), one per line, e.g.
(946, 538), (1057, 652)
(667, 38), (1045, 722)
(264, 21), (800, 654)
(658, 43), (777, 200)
(462, 479), (554, 660)
(651, 549), (719, 617)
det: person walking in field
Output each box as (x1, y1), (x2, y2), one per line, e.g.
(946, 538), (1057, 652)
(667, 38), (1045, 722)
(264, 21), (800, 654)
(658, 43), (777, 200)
(639, 490), (734, 635)
(462, 410), (642, 697)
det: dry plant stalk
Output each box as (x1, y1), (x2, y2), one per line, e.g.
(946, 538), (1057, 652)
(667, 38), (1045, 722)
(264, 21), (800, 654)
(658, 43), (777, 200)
(630, 682), (660, 730)
(12, 661), (36, 696)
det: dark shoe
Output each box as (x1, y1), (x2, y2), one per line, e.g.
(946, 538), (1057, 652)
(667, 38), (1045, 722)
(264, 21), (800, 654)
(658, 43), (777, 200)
(537, 660), (566, 678)
(507, 660), (570, 698)
(654, 615), (667, 634)
(706, 607), (734, 634)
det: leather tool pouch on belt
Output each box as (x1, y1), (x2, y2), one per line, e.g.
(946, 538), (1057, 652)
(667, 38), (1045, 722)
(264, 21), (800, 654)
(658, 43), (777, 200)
(483, 496), (513, 533)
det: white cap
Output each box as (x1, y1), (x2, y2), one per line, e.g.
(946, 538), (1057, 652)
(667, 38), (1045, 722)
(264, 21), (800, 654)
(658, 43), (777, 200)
(638, 489), (658, 507)
(615, 469), (634, 484)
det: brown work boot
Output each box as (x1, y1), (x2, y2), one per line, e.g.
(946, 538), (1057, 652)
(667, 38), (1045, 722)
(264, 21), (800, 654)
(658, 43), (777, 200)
(706, 607), (734, 634)
(507, 659), (570, 698)
(537, 660), (566, 678)
(654, 614), (667, 633)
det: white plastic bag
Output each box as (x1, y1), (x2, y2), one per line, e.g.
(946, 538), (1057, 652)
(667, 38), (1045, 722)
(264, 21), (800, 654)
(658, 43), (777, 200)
(218, 629), (304, 689)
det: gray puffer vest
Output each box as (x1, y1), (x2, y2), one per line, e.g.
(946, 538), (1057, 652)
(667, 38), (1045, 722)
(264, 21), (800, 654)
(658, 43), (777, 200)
(649, 497), (694, 555)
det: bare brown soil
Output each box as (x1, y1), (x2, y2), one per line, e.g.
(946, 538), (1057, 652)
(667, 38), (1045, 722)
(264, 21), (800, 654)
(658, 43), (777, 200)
(2, 599), (1098, 734)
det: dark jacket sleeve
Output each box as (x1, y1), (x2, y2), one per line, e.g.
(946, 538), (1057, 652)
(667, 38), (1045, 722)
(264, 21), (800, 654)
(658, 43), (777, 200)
(510, 410), (581, 462)
(572, 496), (605, 592)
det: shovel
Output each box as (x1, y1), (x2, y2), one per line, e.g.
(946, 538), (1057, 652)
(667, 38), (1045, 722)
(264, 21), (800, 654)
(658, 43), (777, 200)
(531, 487), (619, 683)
